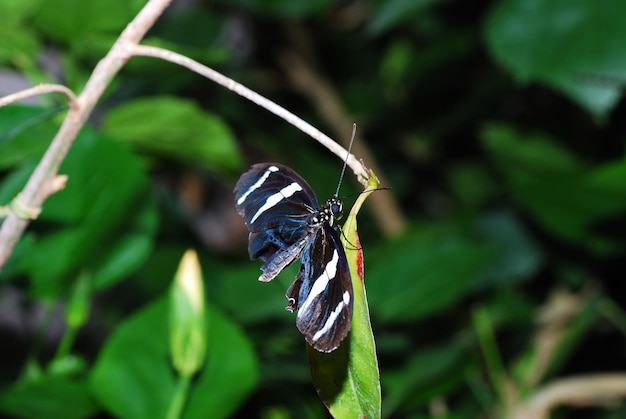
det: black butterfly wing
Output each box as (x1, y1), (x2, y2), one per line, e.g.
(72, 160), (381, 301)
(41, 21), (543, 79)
(234, 163), (319, 280)
(287, 222), (353, 352)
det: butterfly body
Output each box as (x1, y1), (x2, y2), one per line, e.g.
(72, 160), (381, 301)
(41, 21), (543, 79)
(234, 163), (353, 352)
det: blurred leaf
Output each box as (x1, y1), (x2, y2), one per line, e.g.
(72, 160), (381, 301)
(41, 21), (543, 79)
(220, 0), (333, 17)
(367, 224), (497, 323)
(482, 123), (626, 253)
(0, 105), (64, 168)
(0, 27), (40, 65)
(485, 0), (626, 116)
(447, 163), (498, 210)
(0, 161), (35, 205)
(153, 8), (226, 51)
(32, 0), (143, 43)
(211, 261), (290, 324)
(91, 298), (258, 419)
(0, 375), (97, 419)
(0, 0), (40, 21)
(8, 128), (157, 296)
(307, 174), (381, 419)
(481, 123), (584, 179)
(473, 210), (544, 288)
(102, 96), (242, 172)
(368, 0), (442, 36)
(383, 343), (467, 415)
(0, 0), (41, 64)
(379, 39), (413, 87)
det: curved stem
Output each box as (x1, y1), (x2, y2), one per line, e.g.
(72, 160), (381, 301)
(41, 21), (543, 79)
(0, 84), (78, 108)
(128, 44), (369, 184)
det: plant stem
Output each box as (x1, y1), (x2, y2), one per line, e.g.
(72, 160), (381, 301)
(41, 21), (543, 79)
(472, 306), (511, 410)
(165, 374), (191, 419)
(54, 323), (78, 362)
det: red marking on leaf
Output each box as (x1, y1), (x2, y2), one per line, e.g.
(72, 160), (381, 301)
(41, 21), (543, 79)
(355, 233), (364, 282)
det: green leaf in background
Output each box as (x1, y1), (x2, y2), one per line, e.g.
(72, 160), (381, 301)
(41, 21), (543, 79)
(0, 375), (97, 419)
(4, 126), (157, 296)
(307, 172), (381, 419)
(480, 124), (584, 180)
(383, 343), (466, 415)
(485, 0), (626, 116)
(102, 96), (242, 172)
(31, 0), (144, 43)
(367, 224), (496, 323)
(482, 123), (626, 253)
(0, 105), (63, 168)
(210, 262), (292, 324)
(0, 0), (40, 22)
(0, 0), (41, 64)
(90, 298), (258, 419)
(221, 0), (334, 17)
(367, 0), (443, 36)
(473, 210), (544, 288)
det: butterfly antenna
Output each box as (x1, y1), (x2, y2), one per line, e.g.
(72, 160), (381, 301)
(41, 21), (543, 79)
(335, 123), (357, 198)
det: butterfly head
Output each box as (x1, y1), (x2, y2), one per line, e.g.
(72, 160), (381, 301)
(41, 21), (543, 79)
(306, 198), (343, 228)
(325, 197), (343, 225)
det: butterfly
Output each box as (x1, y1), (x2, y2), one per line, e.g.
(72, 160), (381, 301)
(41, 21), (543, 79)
(234, 163), (353, 352)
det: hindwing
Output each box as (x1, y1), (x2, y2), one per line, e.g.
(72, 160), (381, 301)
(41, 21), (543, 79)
(287, 223), (353, 353)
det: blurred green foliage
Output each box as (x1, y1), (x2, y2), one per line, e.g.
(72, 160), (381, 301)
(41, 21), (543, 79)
(2, 0), (626, 418)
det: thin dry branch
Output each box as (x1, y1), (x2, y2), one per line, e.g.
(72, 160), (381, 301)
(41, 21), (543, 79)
(511, 374), (626, 419)
(128, 44), (369, 184)
(0, 0), (173, 269)
(0, 84), (78, 108)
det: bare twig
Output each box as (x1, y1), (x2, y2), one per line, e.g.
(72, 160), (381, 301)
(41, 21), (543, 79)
(511, 374), (626, 419)
(128, 44), (369, 184)
(0, 83), (78, 109)
(0, 0), (173, 269)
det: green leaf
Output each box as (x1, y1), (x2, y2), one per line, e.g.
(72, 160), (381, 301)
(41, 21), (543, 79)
(485, 0), (626, 116)
(0, 105), (63, 168)
(481, 123), (626, 253)
(0, 0), (41, 22)
(211, 262), (292, 324)
(473, 210), (544, 288)
(368, 0), (443, 36)
(102, 96), (242, 172)
(480, 123), (584, 179)
(32, 0), (143, 42)
(367, 224), (496, 323)
(221, 0), (334, 17)
(9, 128), (157, 296)
(91, 298), (259, 419)
(0, 0), (41, 64)
(383, 343), (466, 415)
(0, 375), (97, 419)
(307, 172), (381, 419)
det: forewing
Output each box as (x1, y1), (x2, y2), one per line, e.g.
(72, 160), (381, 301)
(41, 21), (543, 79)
(234, 163), (319, 232)
(290, 223), (353, 353)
